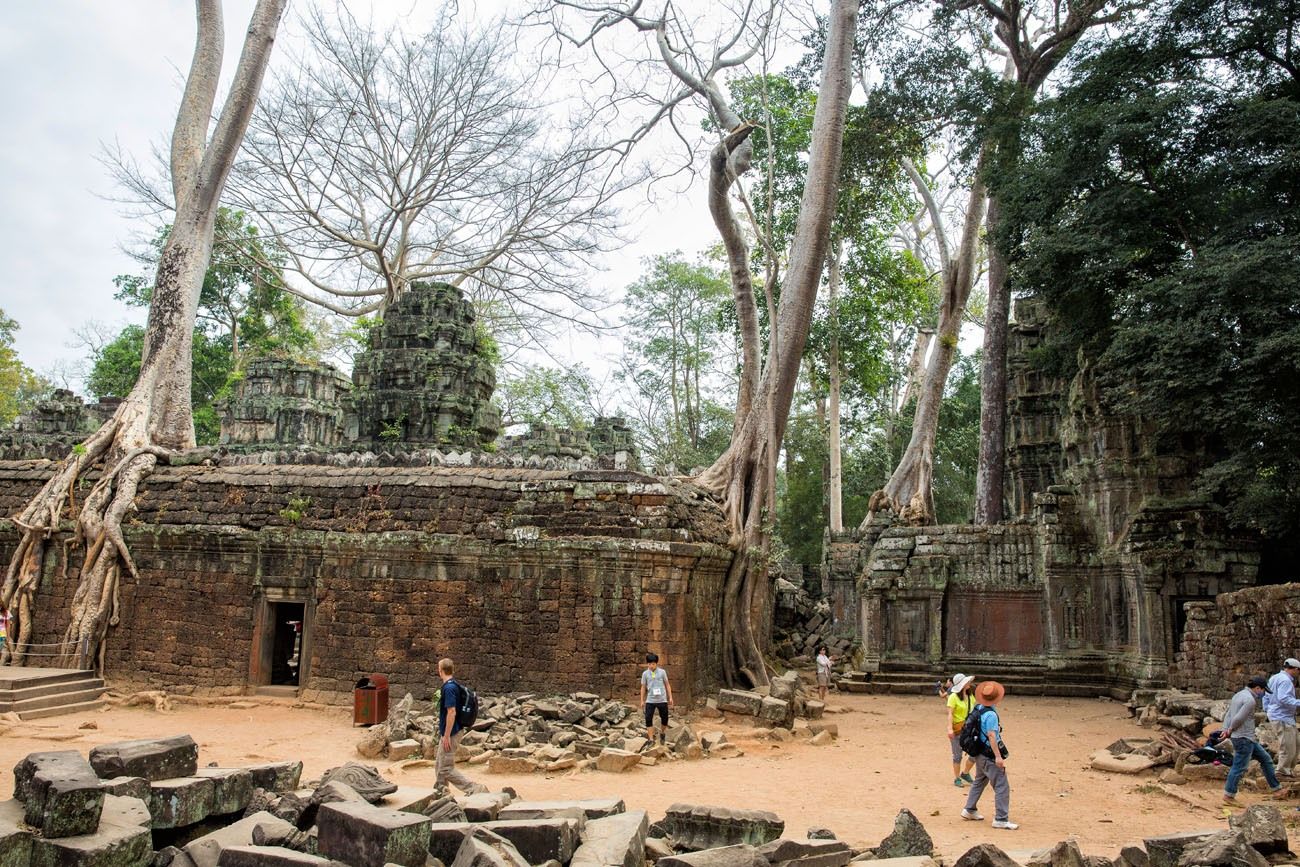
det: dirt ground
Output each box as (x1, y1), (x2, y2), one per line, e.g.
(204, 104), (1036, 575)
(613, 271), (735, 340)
(0, 691), (1269, 859)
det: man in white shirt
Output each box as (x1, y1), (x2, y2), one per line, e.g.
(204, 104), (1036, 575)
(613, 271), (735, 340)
(641, 653), (674, 746)
(1265, 658), (1300, 776)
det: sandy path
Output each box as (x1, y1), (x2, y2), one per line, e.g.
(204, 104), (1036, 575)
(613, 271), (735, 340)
(0, 691), (1248, 858)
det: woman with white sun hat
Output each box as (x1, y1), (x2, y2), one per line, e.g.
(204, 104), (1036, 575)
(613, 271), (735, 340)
(946, 673), (977, 787)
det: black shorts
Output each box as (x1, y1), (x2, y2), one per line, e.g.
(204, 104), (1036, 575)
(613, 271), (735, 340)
(644, 702), (669, 727)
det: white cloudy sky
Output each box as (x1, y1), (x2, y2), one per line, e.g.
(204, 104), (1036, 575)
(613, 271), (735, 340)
(0, 1), (720, 387)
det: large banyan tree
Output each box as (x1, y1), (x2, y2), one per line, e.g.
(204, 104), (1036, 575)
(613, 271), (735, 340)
(2, 0), (287, 669)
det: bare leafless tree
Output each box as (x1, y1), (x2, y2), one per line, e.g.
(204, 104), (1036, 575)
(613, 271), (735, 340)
(220, 3), (635, 351)
(534, 0), (859, 687)
(4, 0), (287, 669)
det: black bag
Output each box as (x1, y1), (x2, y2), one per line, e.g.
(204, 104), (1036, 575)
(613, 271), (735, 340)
(958, 705), (993, 758)
(448, 680), (479, 730)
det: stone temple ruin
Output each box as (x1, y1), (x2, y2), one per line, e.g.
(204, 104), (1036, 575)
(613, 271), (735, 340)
(0, 285), (1285, 705)
(822, 297), (1264, 697)
(0, 282), (712, 707)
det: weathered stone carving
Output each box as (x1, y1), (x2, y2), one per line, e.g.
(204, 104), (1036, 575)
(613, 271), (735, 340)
(218, 358), (351, 451)
(347, 281), (501, 450)
(316, 763), (398, 805)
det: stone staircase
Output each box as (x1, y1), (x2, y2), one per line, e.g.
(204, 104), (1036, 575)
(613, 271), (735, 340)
(837, 666), (1136, 700)
(0, 667), (106, 720)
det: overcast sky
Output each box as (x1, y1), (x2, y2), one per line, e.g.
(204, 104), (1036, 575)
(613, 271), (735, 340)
(0, 1), (718, 388)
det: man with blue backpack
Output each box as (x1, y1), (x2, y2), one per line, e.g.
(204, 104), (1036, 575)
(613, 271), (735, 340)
(436, 657), (487, 794)
(958, 680), (1018, 830)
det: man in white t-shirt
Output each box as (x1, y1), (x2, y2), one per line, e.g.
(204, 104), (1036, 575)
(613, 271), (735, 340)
(640, 652), (674, 745)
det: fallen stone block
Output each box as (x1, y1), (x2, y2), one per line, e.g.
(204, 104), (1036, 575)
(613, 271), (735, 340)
(217, 846), (332, 866)
(864, 859), (936, 867)
(596, 749), (643, 773)
(28, 795), (153, 867)
(389, 739), (422, 761)
(717, 690), (763, 716)
(1115, 846), (1149, 867)
(570, 810), (649, 867)
(460, 791), (514, 822)
(242, 762), (303, 793)
(1143, 830), (1219, 867)
(498, 799), (625, 820)
(488, 756), (539, 775)
(952, 844), (1021, 867)
(380, 786), (442, 815)
(802, 701), (825, 720)
(660, 845), (770, 867)
(647, 838), (675, 862)
(1027, 841), (1085, 867)
(90, 734), (198, 781)
(198, 768), (256, 815)
(483, 817), (584, 864)
(317, 800), (432, 867)
(23, 758), (105, 839)
(759, 838), (852, 867)
(663, 803), (785, 852)
(874, 810), (933, 859)
(13, 750), (96, 803)
(806, 723), (838, 738)
(450, 827), (531, 867)
(429, 823), (475, 865)
(759, 697), (793, 728)
(1228, 804), (1290, 856)
(184, 811), (297, 867)
(1176, 831), (1267, 867)
(99, 776), (150, 801)
(151, 776), (218, 829)
(0, 799), (33, 867)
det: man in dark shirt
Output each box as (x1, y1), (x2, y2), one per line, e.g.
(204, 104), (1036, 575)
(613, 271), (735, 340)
(436, 658), (486, 794)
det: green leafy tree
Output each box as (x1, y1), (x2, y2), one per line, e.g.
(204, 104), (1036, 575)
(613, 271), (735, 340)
(114, 208), (314, 364)
(0, 310), (51, 426)
(619, 253), (736, 472)
(497, 364), (600, 429)
(996, 0), (1300, 538)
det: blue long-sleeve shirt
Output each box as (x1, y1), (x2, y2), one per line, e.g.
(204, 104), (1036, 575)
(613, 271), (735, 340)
(1265, 671), (1300, 722)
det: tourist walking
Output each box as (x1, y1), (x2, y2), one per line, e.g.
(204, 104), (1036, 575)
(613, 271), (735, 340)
(435, 658), (487, 794)
(947, 673), (977, 788)
(641, 652), (673, 745)
(1265, 659), (1300, 777)
(960, 680), (1018, 830)
(1222, 675), (1284, 803)
(816, 646), (834, 701)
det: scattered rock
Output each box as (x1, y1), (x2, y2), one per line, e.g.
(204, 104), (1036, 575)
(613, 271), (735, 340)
(874, 810), (933, 859)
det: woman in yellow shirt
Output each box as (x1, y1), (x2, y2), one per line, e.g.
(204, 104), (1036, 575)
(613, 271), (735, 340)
(947, 673), (977, 787)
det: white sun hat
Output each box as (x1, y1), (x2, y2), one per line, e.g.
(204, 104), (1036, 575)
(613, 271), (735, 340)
(950, 673), (975, 694)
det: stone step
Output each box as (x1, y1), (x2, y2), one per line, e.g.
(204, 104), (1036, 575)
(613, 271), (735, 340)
(0, 684), (109, 715)
(0, 675), (105, 703)
(19, 698), (106, 720)
(0, 668), (95, 691)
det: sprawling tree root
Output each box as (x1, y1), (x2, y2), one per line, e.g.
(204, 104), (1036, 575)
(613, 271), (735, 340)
(1, 399), (169, 671)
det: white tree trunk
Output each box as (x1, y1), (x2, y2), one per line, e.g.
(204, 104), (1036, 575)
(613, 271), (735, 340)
(2, 0), (286, 670)
(827, 241), (844, 534)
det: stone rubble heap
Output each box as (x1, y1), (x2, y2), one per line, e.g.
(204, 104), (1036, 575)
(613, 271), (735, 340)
(1091, 689), (1279, 785)
(3, 731), (1292, 867)
(703, 671), (841, 743)
(772, 579), (857, 672)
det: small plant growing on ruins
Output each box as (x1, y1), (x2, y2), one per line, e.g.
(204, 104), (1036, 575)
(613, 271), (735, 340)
(72, 443), (87, 458)
(379, 417), (404, 442)
(279, 495), (311, 524)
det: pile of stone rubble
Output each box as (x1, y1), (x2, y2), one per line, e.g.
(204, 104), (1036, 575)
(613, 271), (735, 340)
(1090, 689), (1276, 784)
(5, 732), (1292, 867)
(358, 676), (841, 773)
(772, 579), (858, 669)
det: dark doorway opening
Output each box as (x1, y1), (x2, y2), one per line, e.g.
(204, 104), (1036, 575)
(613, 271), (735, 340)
(270, 602), (305, 686)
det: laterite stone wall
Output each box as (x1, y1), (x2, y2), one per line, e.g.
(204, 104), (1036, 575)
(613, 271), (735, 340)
(0, 462), (731, 704)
